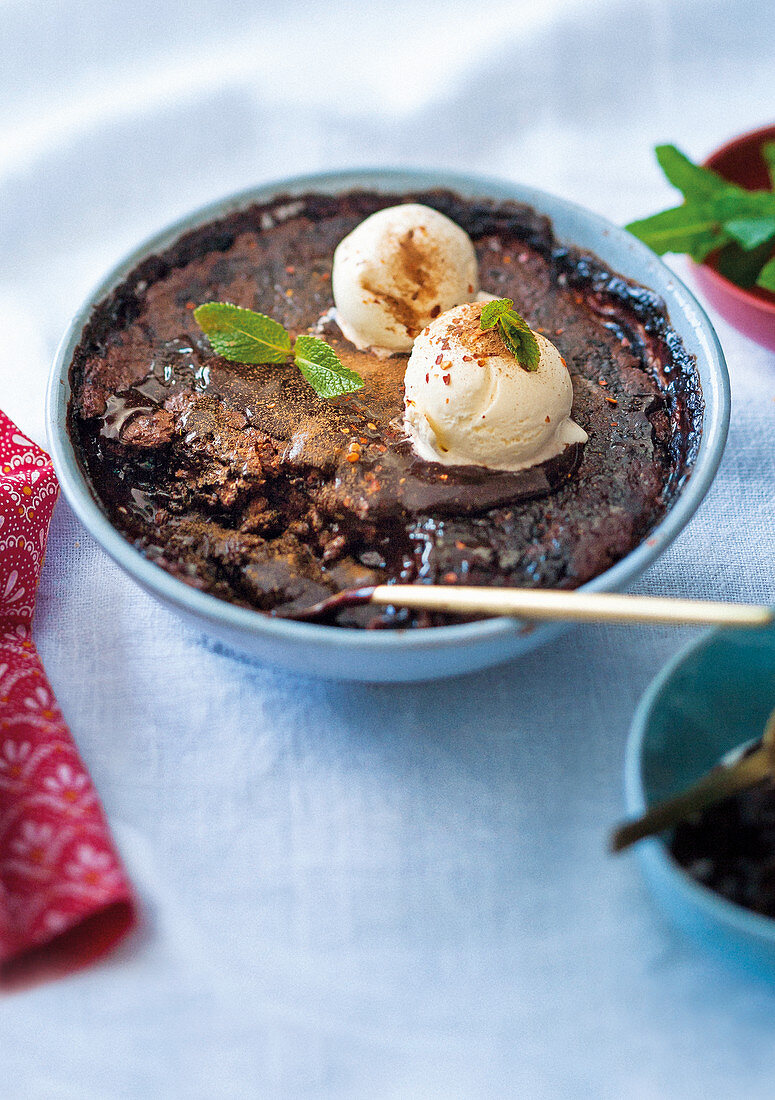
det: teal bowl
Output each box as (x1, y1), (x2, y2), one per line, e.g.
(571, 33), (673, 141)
(626, 622), (775, 976)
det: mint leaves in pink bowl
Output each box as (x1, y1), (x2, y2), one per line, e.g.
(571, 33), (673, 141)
(627, 130), (775, 351)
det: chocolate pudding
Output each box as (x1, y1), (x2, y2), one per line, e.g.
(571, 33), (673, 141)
(68, 190), (703, 627)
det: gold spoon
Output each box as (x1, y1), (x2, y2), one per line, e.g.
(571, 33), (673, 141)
(611, 707), (775, 853)
(284, 583), (774, 630)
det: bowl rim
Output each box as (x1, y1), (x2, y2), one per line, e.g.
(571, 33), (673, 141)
(625, 626), (775, 944)
(46, 166), (731, 657)
(704, 121), (775, 167)
(695, 122), (775, 316)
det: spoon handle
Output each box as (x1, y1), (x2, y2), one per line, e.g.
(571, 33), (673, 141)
(610, 747), (771, 853)
(368, 585), (773, 628)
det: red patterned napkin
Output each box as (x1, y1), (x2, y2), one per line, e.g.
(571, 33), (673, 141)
(0, 412), (136, 987)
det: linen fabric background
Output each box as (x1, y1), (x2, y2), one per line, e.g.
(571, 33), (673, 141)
(2, 0), (775, 1095)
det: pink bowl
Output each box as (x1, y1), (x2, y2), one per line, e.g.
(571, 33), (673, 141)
(691, 123), (775, 351)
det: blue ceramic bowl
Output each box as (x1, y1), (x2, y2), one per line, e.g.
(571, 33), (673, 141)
(46, 169), (730, 681)
(626, 622), (775, 976)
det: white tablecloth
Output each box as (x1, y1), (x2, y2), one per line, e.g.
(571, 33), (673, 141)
(3, 1), (775, 1095)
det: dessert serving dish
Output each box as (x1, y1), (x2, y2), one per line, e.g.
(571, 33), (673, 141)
(625, 621), (775, 976)
(46, 169), (730, 681)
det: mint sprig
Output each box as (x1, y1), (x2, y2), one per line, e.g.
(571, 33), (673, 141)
(193, 303), (364, 399)
(479, 298), (540, 371)
(626, 143), (775, 293)
(293, 335), (365, 398)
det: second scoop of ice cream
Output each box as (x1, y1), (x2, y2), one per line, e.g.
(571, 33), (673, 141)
(332, 203), (479, 352)
(404, 301), (588, 471)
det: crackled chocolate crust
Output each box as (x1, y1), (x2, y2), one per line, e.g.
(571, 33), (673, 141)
(68, 189), (703, 628)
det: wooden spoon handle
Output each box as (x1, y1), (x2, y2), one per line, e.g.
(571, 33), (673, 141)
(368, 585), (773, 628)
(611, 747), (772, 853)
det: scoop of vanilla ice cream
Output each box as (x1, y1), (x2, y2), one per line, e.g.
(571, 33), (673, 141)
(332, 204), (479, 353)
(404, 301), (587, 471)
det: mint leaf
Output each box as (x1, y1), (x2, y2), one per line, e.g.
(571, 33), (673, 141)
(725, 216), (775, 251)
(763, 142), (775, 191)
(626, 204), (729, 260)
(194, 302), (291, 364)
(627, 185), (775, 259)
(479, 297), (513, 330)
(756, 255), (775, 292)
(627, 144), (775, 292)
(712, 189), (775, 220)
(499, 313), (540, 371)
(655, 144), (731, 201)
(193, 302), (363, 400)
(293, 335), (364, 398)
(654, 145), (775, 220)
(479, 299), (540, 370)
